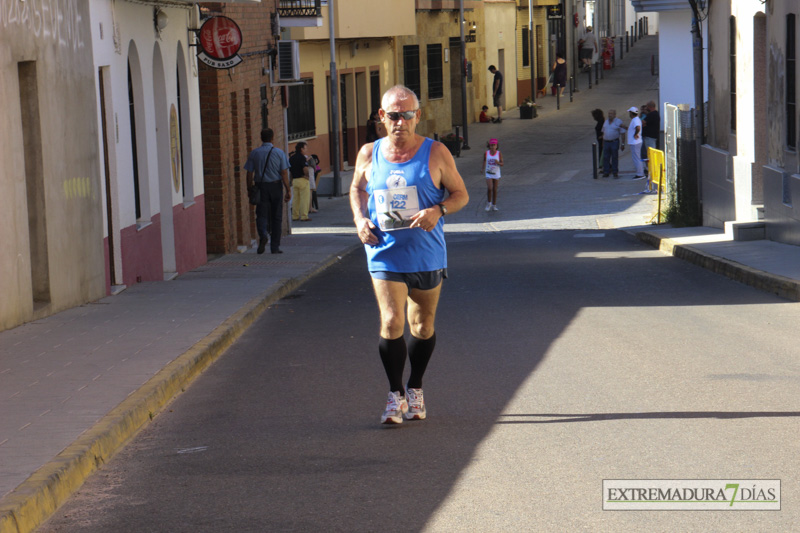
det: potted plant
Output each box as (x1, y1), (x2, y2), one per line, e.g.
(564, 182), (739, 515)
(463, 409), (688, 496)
(519, 97), (538, 119)
(440, 132), (463, 157)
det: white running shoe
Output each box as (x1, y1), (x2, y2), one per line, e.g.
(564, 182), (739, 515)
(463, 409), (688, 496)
(491, 204), (499, 211)
(381, 391), (408, 424)
(404, 388), (427, 420)
(485, 203), (492, 211)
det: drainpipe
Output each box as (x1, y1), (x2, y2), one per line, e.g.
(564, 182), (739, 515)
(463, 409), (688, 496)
(689, 0), (704, 221)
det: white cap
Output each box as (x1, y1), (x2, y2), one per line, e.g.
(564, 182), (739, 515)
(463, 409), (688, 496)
(627, 106), (639, 114)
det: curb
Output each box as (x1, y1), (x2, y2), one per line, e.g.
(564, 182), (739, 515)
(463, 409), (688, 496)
(0, 244), (360, 533)
(636, 231), (800, 302)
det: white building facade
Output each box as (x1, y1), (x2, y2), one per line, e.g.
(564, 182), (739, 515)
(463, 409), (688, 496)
(90, 1), (207, 292)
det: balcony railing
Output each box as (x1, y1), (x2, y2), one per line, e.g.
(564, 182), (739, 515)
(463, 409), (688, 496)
(278, 0), (322, 18)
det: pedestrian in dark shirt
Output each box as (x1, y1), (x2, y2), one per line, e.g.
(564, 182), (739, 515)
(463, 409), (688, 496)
(643, 100), (661, 151)
(488, 65), (504, 123)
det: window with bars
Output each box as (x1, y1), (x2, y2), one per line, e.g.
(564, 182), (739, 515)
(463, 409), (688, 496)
(287, 78), (316, 141)
(403, 45), (421, 101)
(788, 14), (796, 149)
(730, 16), (736, 133)
(522, 27), (530, 68)
(427, 44), (443, 99)
(370, 71), (381, 113)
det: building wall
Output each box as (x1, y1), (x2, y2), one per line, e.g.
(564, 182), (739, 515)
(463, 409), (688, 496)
(659, 10), (705, 111)
(199, 3), (287, 254)
(89, 1), (207, 287)
(764, 2), (800, 245)
(483, 1), (518, 117)
(0, 0), (105, 331)
(290, 0), (415, 40)
(396, 10), (468, 137)
(288, 38), (395, 173)
(515, 6), (550, 103)
(703, 1), (766, 228)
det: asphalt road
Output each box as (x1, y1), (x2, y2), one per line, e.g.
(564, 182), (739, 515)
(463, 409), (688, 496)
(40, 230), (800, 532)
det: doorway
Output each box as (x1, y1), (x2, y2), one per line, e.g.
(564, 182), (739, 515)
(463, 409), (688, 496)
(99, 67), (120, 288)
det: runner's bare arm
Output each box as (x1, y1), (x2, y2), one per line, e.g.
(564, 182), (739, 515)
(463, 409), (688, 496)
(409, 141), (469, 230)
(350, 143), (379, 245)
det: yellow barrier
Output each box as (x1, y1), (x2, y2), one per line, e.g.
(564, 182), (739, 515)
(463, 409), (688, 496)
(647, 147), (666, 224)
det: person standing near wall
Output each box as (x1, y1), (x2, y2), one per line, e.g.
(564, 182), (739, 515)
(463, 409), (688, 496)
(488, 65), (504, 123)
(290, 142), (312, 222)
(626, 106), (645, 180)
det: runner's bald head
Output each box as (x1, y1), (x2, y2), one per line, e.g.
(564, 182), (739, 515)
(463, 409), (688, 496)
(382, 85), (420, 110)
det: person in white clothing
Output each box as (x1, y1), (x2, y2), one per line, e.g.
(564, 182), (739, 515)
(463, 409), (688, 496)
(626, 106), (645, 179)
(482, 138), (504, 211)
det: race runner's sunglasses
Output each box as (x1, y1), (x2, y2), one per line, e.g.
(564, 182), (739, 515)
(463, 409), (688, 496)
(383, 110), (418, 121)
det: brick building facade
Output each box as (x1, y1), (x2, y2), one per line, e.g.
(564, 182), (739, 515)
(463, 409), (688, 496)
(199, 4), (287, 254)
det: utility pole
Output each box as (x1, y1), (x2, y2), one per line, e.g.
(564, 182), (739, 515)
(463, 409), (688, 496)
(529, 0), (536, 105)
(329, 0), (341, 196)
(460, 0), (470, 149)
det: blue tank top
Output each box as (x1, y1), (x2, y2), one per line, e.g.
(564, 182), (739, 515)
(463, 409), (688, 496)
(365, 137), (447, 273)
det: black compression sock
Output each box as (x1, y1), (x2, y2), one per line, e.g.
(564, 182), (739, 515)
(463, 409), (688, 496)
(407, 333), (436, 390)
(379, 336), (407, 394)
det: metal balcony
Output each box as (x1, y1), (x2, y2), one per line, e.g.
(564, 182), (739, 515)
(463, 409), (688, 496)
(279, 0), (323, 27)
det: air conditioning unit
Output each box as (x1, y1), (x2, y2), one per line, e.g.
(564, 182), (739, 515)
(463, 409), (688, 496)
(276, 40), (300, 83)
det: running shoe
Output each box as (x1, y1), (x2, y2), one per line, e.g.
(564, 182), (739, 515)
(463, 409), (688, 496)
(405, 388), (427, 420)
(381, 391), (408, 424)
(485, 203), (492, 211)
(491, 204), (499, 211)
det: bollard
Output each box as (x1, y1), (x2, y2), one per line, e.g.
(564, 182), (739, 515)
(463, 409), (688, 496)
(599, 59), (603, 80)
(620, 36), (624, 60)
(434, 133), (439, 141)
(626, 32), (630, 52)
(454, 126), (461, 157)
(556, 85), (561, 110)
(592, 143), (598, 179)
(588, 66), (592, 89)
(569, 76), (574, 102)
(595, 62), (599, 84)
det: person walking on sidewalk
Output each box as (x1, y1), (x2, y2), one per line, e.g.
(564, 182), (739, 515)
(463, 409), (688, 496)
(350, 85), (469, 425)
(488, 65), (504, 122)
(578, 27), (597, 71)
(245, 128), (292, 254)
(601, 109), (625, 178)
(552, 53), (568, 97)
(626, 106), (645, 179)
(290, 142), (312, 222)
(483, 138), (503, 211)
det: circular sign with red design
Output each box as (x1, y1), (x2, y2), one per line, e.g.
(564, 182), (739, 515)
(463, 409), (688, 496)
(197, 16), (243, 69)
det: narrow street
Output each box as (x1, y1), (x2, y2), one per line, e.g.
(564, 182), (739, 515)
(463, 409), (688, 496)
(37, 35), (800, 532)
(39, 231), (800, 532)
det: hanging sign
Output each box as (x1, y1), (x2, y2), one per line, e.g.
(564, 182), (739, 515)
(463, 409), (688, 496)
(547, 6), (564, 20)
(197, 16), (243, 69)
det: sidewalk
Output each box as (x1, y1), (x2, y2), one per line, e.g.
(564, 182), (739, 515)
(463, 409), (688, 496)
(3, 34), (800, 533)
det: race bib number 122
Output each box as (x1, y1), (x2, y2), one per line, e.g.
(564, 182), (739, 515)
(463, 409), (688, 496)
(374, 186), (420, 231)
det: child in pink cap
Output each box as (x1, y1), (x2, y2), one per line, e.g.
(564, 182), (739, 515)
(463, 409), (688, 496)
(482, 138), (503, 211)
